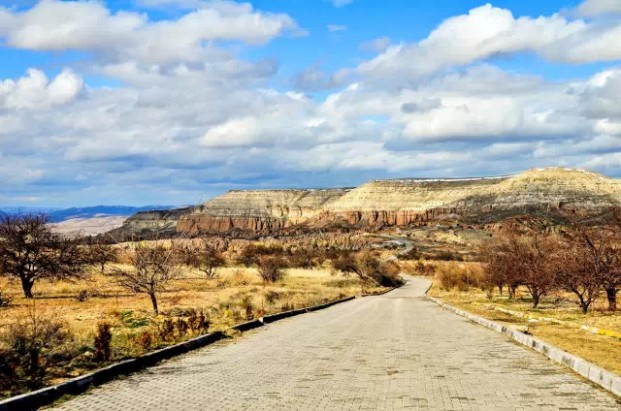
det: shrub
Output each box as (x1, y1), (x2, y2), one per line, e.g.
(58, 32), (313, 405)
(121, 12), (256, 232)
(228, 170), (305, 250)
(437, 265), (459, 291)
(93, 323), (112, 362)
(158, 318), (175, 341)
(287, 249), (317, 269)
(256, 256), (286, 284)
(77, 290), (89, 302)
(436, 263), (484, 292)
(0, 290), (12, 307)
(186, 310), (209, 334)
(3, 309), (74, 389)
(413, 261), (436, 276)
(139, 331), (153, 351)
(371, 261), (404, 287)
(264, 290), (281, 304)
(175, 318), (189, 338)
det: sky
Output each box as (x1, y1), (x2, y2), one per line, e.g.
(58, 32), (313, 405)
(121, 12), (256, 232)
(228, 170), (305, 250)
(1, 0), (621, 207)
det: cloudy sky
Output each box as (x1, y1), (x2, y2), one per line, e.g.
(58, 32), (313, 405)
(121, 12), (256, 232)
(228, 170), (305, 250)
(1, 0), (621, 207)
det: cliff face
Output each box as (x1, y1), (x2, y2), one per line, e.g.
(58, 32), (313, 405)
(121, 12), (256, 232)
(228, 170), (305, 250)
(177, 189), (351, 234)
(319, 168), (621, 226)
(109, 207), (194, 239)
(111, 168), (621, 237)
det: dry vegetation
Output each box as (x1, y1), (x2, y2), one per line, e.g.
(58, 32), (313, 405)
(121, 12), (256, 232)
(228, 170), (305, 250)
(0, 215), (399, 399)
(426, 262), (621, 374)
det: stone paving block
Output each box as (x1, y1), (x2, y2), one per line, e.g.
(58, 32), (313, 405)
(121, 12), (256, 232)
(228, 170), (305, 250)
(50, 278), (620, 411)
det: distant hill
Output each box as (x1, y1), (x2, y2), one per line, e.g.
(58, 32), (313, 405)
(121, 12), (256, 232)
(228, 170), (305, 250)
(114, 167), (621, 238)
(0, 206), (172, 223)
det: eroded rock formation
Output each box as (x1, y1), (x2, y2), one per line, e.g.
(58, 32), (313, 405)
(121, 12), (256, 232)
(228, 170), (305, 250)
(112, 168), (621, 237)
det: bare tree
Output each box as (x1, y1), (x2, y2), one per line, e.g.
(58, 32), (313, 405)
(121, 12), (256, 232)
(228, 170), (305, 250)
(481, 231), (555, 307)
(553, 234), (602, 313)
(182, 239), (225, 279)
(0, 214), (87, 298)
(112, 242), (180, 315)
(481, 232), (524, 299)
(86, 238), (118, 273)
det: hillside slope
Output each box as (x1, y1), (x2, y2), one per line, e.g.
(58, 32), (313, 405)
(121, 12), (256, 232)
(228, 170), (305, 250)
(111, 168), (621, 237)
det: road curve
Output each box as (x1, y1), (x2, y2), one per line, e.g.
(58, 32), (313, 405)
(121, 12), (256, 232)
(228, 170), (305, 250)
(52, 277), (620, 410)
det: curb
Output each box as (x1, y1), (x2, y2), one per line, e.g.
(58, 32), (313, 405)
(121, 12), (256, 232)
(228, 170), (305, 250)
(426, 294), (621, 398)
(0, 331), (226, 411)
(0, 294), (358, 411)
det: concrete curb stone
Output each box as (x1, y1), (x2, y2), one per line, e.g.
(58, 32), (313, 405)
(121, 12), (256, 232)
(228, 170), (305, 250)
(426, 294), (621, 399)
(0, 293), (360, 411)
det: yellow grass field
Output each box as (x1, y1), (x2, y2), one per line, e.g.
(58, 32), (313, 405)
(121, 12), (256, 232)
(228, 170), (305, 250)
(426, 262), (621, 375)
(0, 264), (387, 393)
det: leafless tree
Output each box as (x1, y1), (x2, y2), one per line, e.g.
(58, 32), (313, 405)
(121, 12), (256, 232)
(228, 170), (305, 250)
(111, 242), (180, 315)
(0, 214), (87, 298)
(86, 238), (118, 273)
(481, 231), (556, 307)
(553, 233), (602, 313)
(182, 239), (225, 279)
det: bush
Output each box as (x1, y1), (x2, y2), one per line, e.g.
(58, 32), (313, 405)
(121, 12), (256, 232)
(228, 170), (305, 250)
(372, 261), (404, 287)
(0, 290), (12, 307)
(175, 318), (189, 338)
(139, 331), (153, 351)
(256, 256), (286, 284)
(187, 310), (209, 335)
(436, 263), (484, 292)
(94, 323), (112, 363)
(158, 318), (175, 341)
(77, 290), (89, 302)
(2, 310), (74, 389)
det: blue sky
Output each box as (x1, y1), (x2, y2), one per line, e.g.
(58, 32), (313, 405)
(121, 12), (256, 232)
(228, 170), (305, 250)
(0, 0), (620, 207)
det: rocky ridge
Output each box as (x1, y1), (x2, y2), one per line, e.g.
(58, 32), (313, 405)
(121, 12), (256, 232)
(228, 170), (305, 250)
(112, 168), (621, 237)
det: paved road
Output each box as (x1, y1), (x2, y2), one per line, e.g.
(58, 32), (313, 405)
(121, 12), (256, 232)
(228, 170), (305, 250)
(52, 278), (620, 411)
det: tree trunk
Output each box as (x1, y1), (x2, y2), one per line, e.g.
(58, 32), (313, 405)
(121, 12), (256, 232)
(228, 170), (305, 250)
(532, 292), (540, 308)
(21, 276), (34, 299)
(497, 285), (503, 296)
(606, 287), (617, 311)
(579, 297), (590, 314)
(149, 292), (159, 315)
(508, 285), (517, 300)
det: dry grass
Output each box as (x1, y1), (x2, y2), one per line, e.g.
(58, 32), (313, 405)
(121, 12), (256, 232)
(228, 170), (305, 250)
(427, 261), (621, 375)
(0, 265), (378, 339)
(0, 263), (387, 396)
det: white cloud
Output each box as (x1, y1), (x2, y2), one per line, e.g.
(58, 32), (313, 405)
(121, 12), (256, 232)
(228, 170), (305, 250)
(360, 36), (391, 53)
(0, 0), (297, 64)
(578, 0), (621, 16)
(357, 4), (621, 83)
(1, 2), (621, 205)
(0, 68), (83, 109)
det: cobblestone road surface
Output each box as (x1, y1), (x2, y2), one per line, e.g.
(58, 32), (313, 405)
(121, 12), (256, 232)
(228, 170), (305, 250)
(52, 277), (621, 410)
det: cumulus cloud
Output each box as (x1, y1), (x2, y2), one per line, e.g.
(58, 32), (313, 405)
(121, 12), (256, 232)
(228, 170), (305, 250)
(1, 1), (621, 206)
(358, 5), (589, 83)
(0, 0), (297, 64)
(0, 68), (83, 109)
(577, 0), (621, 16)
(358, 4), (621, 84)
